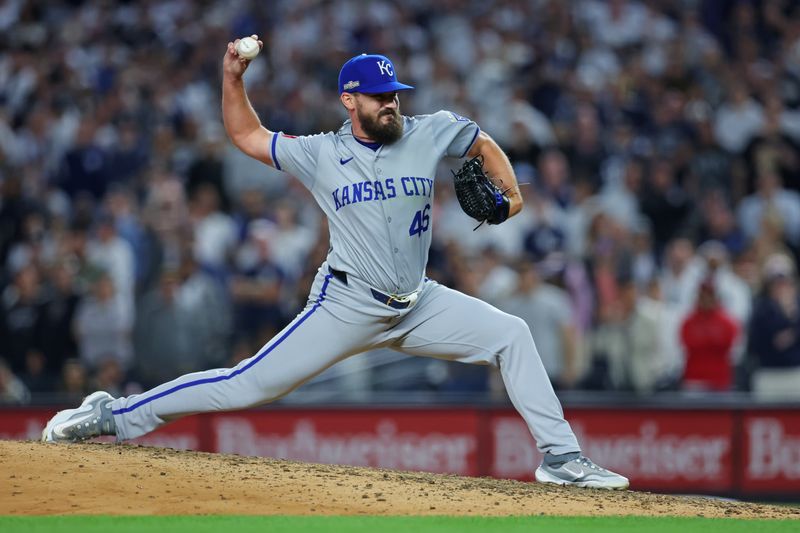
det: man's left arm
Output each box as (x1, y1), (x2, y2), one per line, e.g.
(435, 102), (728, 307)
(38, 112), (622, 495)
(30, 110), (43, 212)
(466, 131), (523, 218)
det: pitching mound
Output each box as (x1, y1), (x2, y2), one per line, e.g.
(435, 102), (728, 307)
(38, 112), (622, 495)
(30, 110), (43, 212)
(1, 441), (797, 518)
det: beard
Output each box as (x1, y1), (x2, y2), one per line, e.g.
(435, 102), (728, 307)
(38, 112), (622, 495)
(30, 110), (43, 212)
(358, 107), (403, 144)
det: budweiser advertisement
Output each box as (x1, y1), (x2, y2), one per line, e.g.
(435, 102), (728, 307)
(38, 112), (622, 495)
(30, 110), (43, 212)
(741, 410), (800, 494)
(210, 409), (481, 475)
(489, 409), (735, 492)
(0, 409), (51, 441)
(2, 405), (798, 497)
(128, 417), (204, 450)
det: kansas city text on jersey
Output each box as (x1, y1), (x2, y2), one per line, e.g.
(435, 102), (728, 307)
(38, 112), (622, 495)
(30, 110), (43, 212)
(332, 176), (434, 211)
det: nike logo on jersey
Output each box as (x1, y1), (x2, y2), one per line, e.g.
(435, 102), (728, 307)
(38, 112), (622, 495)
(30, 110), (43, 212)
(340, 156), (354, 165)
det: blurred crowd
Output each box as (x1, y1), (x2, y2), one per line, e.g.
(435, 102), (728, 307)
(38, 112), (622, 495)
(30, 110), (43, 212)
(2, 0), (800, 404)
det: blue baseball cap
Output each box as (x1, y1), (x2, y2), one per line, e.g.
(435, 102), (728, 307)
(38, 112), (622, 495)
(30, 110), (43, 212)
(338, 54), (414, 94)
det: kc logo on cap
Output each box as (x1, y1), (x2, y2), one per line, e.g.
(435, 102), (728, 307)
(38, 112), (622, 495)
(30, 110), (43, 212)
(338, 54), (414, 94)
(376, 60), (394, 76)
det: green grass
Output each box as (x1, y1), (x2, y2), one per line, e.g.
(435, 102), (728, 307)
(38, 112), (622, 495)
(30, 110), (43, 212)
(0, 516), (797, 533)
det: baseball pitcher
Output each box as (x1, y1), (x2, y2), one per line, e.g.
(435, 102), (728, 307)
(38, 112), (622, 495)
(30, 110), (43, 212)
(42, 36), (628, 490)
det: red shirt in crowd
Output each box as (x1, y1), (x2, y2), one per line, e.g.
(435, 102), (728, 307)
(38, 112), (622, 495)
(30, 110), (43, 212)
(680, 307), (739, 391)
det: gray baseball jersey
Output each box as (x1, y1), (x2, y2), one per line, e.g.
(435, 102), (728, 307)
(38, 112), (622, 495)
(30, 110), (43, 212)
(109, 111), (580, 458)
(273, 110), (476, 294)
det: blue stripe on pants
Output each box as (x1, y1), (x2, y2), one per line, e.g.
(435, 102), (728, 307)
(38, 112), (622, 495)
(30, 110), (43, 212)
(112, 274), (333, 415)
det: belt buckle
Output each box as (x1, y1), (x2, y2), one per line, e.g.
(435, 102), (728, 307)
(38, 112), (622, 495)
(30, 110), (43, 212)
(389, 291), (418, 307)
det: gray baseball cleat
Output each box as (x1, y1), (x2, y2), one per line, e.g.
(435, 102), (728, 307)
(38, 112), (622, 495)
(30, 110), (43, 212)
(535, 454), (630, 490)
(41, 391), (117, 443)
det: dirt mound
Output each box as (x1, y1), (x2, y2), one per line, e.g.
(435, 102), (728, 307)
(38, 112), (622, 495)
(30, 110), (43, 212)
(0, 440), (797, 518)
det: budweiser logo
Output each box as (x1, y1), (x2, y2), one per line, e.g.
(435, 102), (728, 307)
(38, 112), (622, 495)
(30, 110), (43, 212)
(747, 418), (800, 480)
(214, 418), (476, 473)
(492, 418), (729, 480)
(492, 419), (541, 476)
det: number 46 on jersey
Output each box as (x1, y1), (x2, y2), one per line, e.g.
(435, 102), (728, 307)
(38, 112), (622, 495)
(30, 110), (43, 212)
(409, 204), (431, 237)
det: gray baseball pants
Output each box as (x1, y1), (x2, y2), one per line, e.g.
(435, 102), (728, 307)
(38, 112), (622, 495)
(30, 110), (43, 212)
(110, 263), (580, 455)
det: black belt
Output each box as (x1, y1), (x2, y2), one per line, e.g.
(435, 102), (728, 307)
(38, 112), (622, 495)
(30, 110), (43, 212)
(328, 267), (413, 310)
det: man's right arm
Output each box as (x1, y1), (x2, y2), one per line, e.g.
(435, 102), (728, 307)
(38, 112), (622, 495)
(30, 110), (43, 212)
(222, 36), (274, 167)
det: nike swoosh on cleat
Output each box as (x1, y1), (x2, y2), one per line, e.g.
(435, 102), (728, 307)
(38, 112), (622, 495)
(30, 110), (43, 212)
(52, 404), (94, 437)
(340, 157), (354, 165)
(562, 464), (585, 478)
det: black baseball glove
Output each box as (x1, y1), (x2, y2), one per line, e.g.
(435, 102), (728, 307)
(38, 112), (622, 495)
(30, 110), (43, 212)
(452, 155), (510, 227)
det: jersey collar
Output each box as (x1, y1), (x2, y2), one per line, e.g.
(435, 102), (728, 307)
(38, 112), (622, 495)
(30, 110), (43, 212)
(338, 119), (384, 152)
(353, 137), (381, 151)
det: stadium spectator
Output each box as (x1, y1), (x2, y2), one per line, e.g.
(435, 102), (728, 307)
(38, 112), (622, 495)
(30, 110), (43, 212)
(680, 278), (739, 392)
(536, 149), (572, 209)
(19, 349), (55, 394)
(748, 254), (800, 400)
(697, 240), (752, 327)
(6, 208), (57, 276)
(107, 121), (149, 186)
(91, 357), (127, 400)
(230, 220), (285, 342)
(660, 238), (703, 313)
(0, 177), (37, 267)
(743, 91), (800, 192)
(267, 200), (318, 282)
(477, 247), (518, 306)
(713, 83), (764, 154)
(685, 115), (734, 196)
(59, 358), (89, 406)
(630, 219), (657, 290)
(133, 254), (230, 388)
(35, 260), (80, 376)
(643, 277), (684, 387)
(189, 182), (237, 276)
(139, 171), (188, 284)
(87, 211), (135, 314)
(597, 157), (643, 232)
(691, 191), (747, 257)
(55, 119), (112, 200)
(563, 179), (599, 260)
(737, 172), (800, 247)
(499, 260), (578, 389)
(561, 103), (606, 193)
(587, 274), (668, 393)
(103, 185), (150, 292)
(639, 159), (692, 254)
(522, 192), (568, 263)
(73, 270), (133, 372)
(0, 358), (30, 404)
(0, 264), (45, 374)
(132, 270), (186, 387)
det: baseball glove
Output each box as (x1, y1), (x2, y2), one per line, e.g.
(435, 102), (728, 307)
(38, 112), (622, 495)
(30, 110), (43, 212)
(452, 155), (510, 227)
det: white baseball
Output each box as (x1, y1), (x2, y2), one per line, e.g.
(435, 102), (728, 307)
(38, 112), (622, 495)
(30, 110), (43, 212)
(235, 37), (260, 60)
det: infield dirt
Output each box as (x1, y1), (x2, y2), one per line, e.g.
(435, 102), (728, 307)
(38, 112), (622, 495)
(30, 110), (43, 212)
(1, 440), (798, 518)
